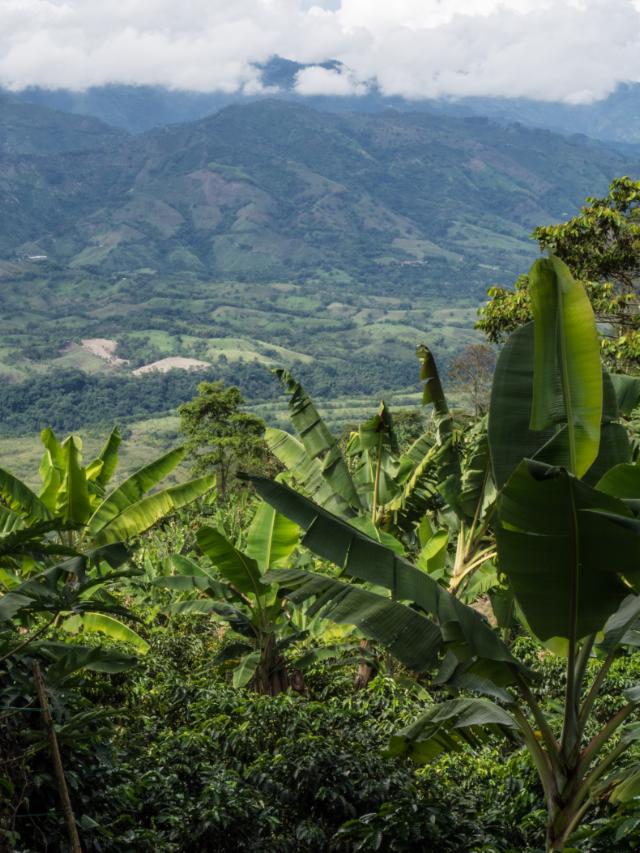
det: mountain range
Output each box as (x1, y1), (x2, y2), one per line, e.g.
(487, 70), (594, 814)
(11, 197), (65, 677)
(8, 58), (640, 145)
(2, 95), (636, 289)
(0, 89), (638, 440)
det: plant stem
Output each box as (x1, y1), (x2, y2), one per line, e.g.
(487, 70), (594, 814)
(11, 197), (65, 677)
(517, 676), (564, 780)
(371, 429), (383, 525)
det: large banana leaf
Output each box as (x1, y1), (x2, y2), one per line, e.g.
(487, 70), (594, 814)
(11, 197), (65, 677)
(416, 345), (463, 515)
(489, 324), (630, 490)
(598, 595), (640, 654)
(87, 426), (122, 487)
(265, 427), (350, 515)
(387, 697), (518, 763)
(610, 374), (640, 416)
(595, 464), (640, 500)
(274, 369), (362, 515)
(197, 526), (265, 597)
(0, 468), (52, 522)
(92, 474), (213, 545)
(496, 459), (640, 641)
(245, 501), (299, 571)
(347, 402), (401, 510)
(264, 566), (442, 672)
(32, 641), (137, 677)
(78, 612), (149, 654)
(245, 474), (530, 684)
(385, 433), (440, 527)
(86, 446), (186, 535)
(39, 427), (65, 510)
(57, 436), (91, 525)
(528, 256), (602, 478)
(459, 420), (492, 522)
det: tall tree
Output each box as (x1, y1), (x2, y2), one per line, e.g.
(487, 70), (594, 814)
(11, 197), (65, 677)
(178, 381), (267, 497)
(478, 177), (640, 371)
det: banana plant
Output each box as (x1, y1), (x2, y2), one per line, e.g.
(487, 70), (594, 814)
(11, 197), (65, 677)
(268, 367), (495, 591)
(247, 256), (640, 852)
(156, 499), (317, 694)
(0, 427), (215, 550)
(0, 427), (214, 651)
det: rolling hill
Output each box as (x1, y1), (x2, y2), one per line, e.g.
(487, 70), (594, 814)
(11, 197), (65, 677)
(0, 96), (637, 448)
(2, 99), (636, 286)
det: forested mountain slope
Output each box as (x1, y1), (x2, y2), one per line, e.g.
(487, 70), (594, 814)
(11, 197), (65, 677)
(1, 99), (636, 289)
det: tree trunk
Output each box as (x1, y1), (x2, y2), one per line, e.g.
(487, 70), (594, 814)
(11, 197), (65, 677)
(354, 639), (376, 690)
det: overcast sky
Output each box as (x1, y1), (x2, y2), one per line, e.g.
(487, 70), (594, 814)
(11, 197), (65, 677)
(2, 0), (640, 103)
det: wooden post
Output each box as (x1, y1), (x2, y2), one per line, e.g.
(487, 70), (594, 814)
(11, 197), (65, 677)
(32, 662), (82, 853)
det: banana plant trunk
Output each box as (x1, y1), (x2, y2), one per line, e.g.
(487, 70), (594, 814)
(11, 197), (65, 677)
(545, 781), (586, 853)
(254, 633), (289, 696)
(354, 639), (376, 690)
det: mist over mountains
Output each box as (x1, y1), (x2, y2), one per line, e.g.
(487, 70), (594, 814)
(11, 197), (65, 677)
(7, 57), (640, 145)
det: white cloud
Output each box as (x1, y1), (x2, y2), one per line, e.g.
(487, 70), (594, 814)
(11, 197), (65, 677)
(0, 0), (639, 102)
(294, 65), (367, 96)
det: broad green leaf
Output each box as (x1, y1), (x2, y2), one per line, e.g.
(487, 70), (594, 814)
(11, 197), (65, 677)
(387, 698), (518, 763)
(0, 505), (25, 536)
(57, 436), (91, 525)
(347, 402), (401, 509)
(197, 526), (264, 597)
(245, 501), (299, 572)
(0, 468), (52, 522)
(350, 516), (406, 556)
(88, 426), (122, 487)
(164, 553), (216, 580)
(39, 428), (65, 509)
(528, 255), (602, 477)
(93, 474), (213, 545)
(246, 474), (529, 685)
(213, 641), (255, 665)
(496, 460), (640, 642)
(275, 369), (362, 514)
(266, 567), (442, 672)
(34, 642), (137, 677)
(598, 595), (640, 654)
(87, 446), (186, 535)
(596, 464), (640, 500)
(232, 650), (261, 688)
(264, 428), (351, 516)
(416, 345), (462, 508)
(610, 374), (640, 416)
(385, 434), (440, 527)
(459, 420), (492, 522)
(0, 591), (33, 620)
(489, 324), (629, 490)
(417, 529), (448, 574)
(80, 612), (149, 654)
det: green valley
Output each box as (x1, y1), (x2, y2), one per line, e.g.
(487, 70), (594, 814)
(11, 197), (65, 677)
(1, 95), (638, 449)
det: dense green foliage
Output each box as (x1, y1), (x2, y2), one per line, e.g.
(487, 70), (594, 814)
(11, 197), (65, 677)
(5, 622), (640, 852)
(478, 177), (640, 370)
(0, 369), (217, 436)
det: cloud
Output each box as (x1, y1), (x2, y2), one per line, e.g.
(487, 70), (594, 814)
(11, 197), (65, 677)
(294, 65), (368, 96)
(0, 0), (639, 103)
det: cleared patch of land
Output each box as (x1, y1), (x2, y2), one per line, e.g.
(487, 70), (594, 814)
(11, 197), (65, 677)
(81, 338), (129, 366)
(132, 357), (212, 375)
